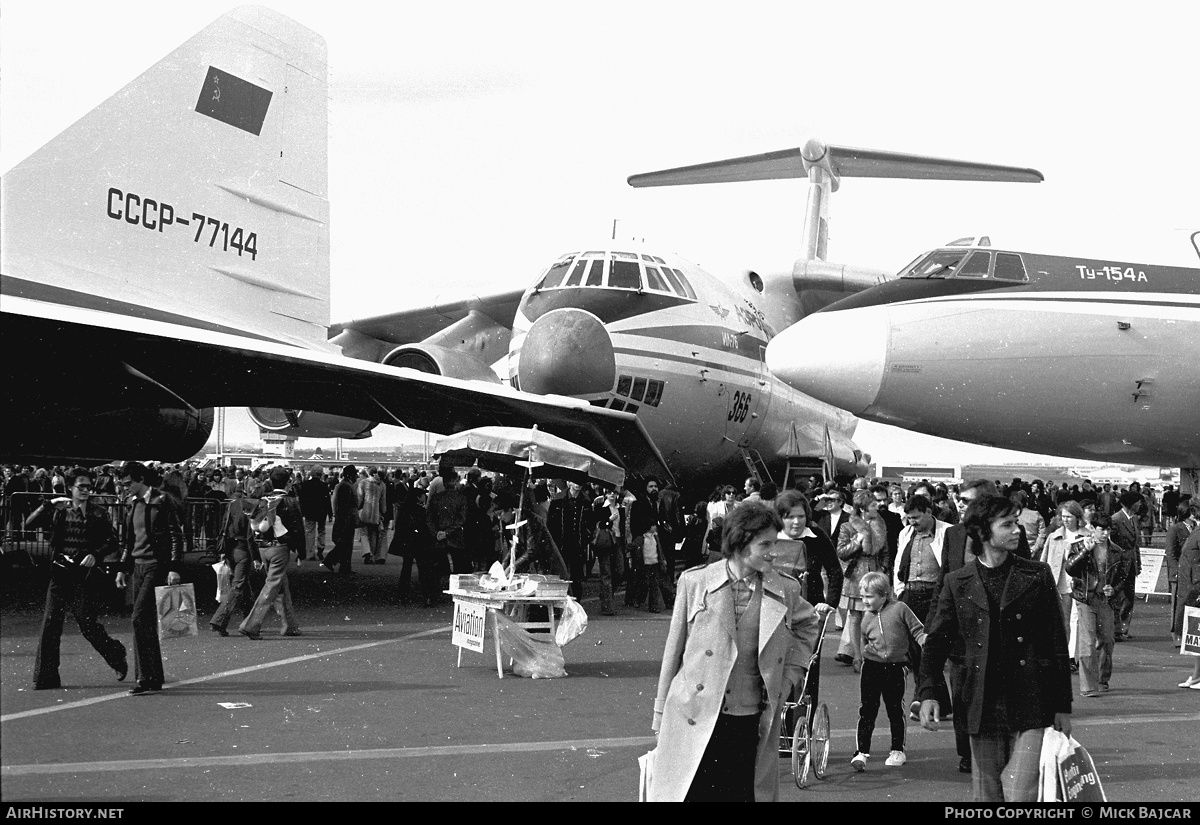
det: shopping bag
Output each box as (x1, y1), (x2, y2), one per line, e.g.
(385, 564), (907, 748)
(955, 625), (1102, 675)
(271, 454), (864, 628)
(1055, 733), (1107, 802)
(155, 583), (199, 639)
(638, 749), (657, 802)
(554, 596), (588, 646)
(211, 561), (232, 604)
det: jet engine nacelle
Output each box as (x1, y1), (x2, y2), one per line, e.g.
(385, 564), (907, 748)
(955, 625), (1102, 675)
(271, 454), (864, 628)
(6, 406), (214, 465)
(247, 409), (376, 439)
(381, 343), (502, 384)
(791, 260), (892, 317)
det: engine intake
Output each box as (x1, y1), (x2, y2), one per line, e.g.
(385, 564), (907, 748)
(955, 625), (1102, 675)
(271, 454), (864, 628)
(381, 343), (501, 384)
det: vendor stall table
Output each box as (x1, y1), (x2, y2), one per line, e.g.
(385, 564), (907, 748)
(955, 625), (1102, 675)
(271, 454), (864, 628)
(447, 590), (569, 678)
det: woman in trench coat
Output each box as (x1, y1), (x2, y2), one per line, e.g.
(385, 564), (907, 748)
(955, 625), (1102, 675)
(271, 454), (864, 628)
(649, 501), (818, 801)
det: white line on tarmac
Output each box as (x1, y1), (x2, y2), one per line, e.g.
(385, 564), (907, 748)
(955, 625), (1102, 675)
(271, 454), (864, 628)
(3, 712), (1196, 777)
(0, 626), (450, 724)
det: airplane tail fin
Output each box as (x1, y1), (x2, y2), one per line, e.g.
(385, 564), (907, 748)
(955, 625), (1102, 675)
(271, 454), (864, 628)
(1, 6), (330, 348)
(628, 138), (1042, 262)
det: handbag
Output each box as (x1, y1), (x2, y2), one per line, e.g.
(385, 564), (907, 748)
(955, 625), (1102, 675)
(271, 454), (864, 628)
(155, 583), (199, 639)
(592, 523), (615, 550)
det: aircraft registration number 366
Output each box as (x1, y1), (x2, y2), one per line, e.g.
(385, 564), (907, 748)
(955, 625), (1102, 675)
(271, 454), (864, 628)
(728, 390), (752, 423)
(105, 187), (258, 260)
(1076, 264), (1148, 283)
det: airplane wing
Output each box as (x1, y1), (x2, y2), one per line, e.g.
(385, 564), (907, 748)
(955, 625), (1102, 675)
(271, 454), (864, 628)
(329, 289), (526, 345)
(628, 139), (1043, 187)
(3, 296), (672, 481)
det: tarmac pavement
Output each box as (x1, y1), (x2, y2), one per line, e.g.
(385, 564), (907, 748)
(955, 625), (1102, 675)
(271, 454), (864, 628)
(1, 549), (1197, 803)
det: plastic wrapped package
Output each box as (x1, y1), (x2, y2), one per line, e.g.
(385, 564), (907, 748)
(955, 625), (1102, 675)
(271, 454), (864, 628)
(494, 611), (567, 678)
(555, 596), (588, 646)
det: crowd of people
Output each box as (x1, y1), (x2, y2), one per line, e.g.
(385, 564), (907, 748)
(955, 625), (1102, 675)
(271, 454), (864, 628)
(5, 459), (1197, 802)
(646, 472), (1198, 803)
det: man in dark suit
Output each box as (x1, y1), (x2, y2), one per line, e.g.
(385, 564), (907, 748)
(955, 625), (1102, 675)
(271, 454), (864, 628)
(919, 495), (1072, 802)
(1109, 491), (1144, 640)
(932, 479), (1032, 773)
(870, 484), (903, 577)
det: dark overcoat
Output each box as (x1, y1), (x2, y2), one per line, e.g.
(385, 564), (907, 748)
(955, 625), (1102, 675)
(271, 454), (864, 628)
(918, 554), (1072, 735)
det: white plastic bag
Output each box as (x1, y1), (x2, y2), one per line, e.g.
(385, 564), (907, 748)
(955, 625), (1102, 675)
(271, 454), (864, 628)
(212, 561), (231, 604)
(638, 749), (657, 802)
(555, 596), (588, 646)
(494, 611), (566, 678)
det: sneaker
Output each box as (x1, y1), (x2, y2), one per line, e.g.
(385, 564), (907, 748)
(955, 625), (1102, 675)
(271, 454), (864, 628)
(885, 750), (906, 767)
(909, 700), (921, 722)
(851, 752), (868, 772)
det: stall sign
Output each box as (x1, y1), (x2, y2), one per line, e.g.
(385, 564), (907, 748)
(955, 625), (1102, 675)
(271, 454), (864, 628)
(452, 599), (487, 653)
(1182, 606), (1200, 657)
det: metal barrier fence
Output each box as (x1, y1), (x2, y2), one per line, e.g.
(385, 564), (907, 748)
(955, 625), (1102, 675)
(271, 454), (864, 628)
(2, 491), (232, 565)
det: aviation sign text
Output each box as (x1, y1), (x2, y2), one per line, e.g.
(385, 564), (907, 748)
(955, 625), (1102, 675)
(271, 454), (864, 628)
(106, 188), (259, 260)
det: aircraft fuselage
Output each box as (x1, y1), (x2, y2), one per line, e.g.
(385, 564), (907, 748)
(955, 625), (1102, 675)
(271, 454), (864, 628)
(506, 248), (861, 489)
(767, 242), (1200, 469)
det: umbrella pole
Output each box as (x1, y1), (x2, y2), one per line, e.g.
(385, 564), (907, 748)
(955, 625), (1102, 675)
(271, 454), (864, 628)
(510, 458), (528, 580)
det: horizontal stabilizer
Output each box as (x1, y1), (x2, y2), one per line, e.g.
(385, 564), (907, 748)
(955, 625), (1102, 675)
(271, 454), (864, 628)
(628, 139), (1043, 187)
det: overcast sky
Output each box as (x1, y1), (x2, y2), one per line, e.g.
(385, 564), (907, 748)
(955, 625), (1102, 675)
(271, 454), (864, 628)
(4, 1), (1196, 469)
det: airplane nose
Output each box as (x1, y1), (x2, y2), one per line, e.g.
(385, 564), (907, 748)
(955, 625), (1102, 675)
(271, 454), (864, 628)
(765, 307), (888, 414)
(518, 308), (616, 396)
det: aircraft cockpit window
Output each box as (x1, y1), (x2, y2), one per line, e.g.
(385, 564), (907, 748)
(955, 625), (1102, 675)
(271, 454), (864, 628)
(538, 256), (575, 289)
(901, 251), (970, 279)
(564, 258), (589, 287)
(669, 268), (698, 300)
(993, 253), (1029, 282)
(645, 266), (671, 293)
(584, 258), (606, 286)
(660, 266), (687, 297)
(609, 258), (642, 289)
(956, 252), (991, 279)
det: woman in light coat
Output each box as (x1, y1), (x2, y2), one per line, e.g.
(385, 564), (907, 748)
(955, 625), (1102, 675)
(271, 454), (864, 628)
(649, 502), (818, 802)
(1041, 500), (1090, 637)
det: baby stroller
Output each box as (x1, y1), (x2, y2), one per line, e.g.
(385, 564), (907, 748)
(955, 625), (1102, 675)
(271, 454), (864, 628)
(778, 609), (834, 788)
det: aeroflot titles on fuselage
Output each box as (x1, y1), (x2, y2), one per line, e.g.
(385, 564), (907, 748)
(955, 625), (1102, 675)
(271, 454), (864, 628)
(105, 187), (260, 260)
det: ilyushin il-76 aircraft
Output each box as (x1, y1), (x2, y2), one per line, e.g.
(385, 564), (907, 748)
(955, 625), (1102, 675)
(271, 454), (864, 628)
(1, 6), (1042, 491)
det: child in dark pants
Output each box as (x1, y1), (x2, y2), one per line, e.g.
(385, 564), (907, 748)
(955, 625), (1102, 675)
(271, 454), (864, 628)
(851, 571), (926, 771)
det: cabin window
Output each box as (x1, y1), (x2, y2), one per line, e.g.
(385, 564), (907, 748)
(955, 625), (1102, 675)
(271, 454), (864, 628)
(957, 252), (991, 279)
(993, 253), (1029, 282)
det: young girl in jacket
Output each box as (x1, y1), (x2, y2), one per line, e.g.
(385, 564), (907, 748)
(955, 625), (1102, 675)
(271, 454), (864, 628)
(852, 571), (927, 771)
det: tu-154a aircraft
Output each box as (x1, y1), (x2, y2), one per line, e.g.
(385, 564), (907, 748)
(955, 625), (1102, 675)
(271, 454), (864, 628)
(1, 6), (1044, 492)
(766, 234), (1200, 493)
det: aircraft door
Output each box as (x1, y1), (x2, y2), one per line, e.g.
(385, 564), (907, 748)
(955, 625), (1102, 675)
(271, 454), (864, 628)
(730, 344), (774, 448)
